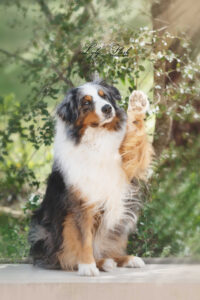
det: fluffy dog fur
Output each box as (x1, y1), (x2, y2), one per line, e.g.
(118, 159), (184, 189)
(28, 80), (153, 276)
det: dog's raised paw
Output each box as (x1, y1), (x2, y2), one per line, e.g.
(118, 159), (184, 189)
(128, 90), (149, 114)
(78, 263), (100, 276)
(123, 256), (145, 268)
(102, 258), (117, 272)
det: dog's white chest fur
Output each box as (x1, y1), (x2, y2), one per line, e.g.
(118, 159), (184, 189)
(54, 119), (128, 229)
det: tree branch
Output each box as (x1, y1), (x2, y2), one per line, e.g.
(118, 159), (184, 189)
(0, 48), (73, 87)
(0, 48), (37, 66)
(36, 0), (54, 23)
(51, 65), (74, 88)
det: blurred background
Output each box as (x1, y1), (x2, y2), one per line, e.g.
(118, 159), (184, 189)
(0, 0), (200, 261)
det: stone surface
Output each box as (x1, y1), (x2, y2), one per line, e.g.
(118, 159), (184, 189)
(1, 264), (200, 300)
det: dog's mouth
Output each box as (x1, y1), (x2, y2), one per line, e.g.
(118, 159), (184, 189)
(104, 112), (113, 119)
(100, 113), (114, 126)
(90, 116), (113, 128)
(90, 122), (99, 127)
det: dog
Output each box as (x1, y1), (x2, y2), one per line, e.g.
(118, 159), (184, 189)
(28, 79), (153, 276)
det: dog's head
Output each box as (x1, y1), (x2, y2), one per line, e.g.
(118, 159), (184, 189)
(57, 80), (125, 131)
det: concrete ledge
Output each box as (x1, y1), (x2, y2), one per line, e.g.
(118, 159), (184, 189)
(1, 256), (200, 264)
(1, 264), (200, 300)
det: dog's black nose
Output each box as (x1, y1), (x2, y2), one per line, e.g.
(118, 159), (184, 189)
(101, 104), (112, 114)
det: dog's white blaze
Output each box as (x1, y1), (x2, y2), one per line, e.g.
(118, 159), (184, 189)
(54, 118), (129, 230)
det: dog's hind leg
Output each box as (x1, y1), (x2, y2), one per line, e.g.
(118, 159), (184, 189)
(96, 258), (117, 272)
(113, 255), (145, 268)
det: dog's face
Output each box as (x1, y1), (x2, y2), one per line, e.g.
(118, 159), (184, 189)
(57, 80), (122, 128)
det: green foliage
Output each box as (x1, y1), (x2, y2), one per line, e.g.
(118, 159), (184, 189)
(0, 0), (199, 260)
(23, 194), (41, 215)
(0, 213), (29, 260)
(0, 194), (41, 261)
(1, 1), (199, 198)
(129, 138), (200, 257)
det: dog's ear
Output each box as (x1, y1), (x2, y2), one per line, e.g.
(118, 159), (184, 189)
(97, 80), (121, 101)
(56, 88), (79, 124)
(107, 85), (121, 101)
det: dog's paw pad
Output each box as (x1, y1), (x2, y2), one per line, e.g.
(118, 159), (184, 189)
(78, 263), (100, 276)
(128, 90), (149, 114)
(102, 258), (117, 272)
(123, 256), (145, 268)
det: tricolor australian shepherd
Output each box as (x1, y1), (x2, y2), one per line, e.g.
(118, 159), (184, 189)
(28, 80), (153, 276)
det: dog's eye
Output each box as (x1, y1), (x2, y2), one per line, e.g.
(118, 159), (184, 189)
(82, 100), (92, 112)
(82, 95), (92, 108)
(83, 101), (91, 106)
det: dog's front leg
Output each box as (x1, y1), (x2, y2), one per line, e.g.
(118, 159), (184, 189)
(77, 207), (99, 276)
(58, 206), (99, 276)
(120, 90), (154, 181)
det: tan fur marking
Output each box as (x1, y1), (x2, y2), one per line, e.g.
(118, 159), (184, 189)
(120, 110), (154, 181)
(57, 206), (95, 270)
(80, 207), (94, 264)
(98, 90), (105, 97)
(96, 256), (131, 270)
(83, 111), (99, 126)
(76, 111), (100, 137)
(57, 214), (81, 270)
(102, 115), (120, 131)
(96, 259), (106, 270)
(113, 255), (131, 267)
(93, 211), (103, 232)
(83, 95), (92, 101)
